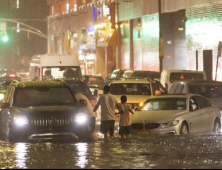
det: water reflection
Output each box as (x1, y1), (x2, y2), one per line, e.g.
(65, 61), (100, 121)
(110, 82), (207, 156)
(15, 143), (28, 169)
(3, 134), (222, 169)
(75, 143), (88, 168)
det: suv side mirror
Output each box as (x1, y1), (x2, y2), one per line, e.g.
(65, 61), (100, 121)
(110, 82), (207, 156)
(2, 102), (10, 109)
(79, 99), (87, 107)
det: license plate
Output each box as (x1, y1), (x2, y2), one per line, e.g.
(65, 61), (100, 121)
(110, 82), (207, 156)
(138, 130), (150, 135)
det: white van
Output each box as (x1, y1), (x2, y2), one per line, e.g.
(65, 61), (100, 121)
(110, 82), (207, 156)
(161, 70), (207, 91)
(29, 54), (82, 80)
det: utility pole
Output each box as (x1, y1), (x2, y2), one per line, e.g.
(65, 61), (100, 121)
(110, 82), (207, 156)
(215, 41), (222, 81)
(159, 0), (163, 72)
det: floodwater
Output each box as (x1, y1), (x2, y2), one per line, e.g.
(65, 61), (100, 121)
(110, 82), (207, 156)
(1, 134), (222, 169)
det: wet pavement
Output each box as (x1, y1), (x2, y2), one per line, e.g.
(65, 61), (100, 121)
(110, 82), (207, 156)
(1, 134), (222, 169)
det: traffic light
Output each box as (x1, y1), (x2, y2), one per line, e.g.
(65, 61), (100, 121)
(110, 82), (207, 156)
(0, 23), (9, 43)
(1, 31), (9, 43)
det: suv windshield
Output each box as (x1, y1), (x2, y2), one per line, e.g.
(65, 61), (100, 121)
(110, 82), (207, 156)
(142, 98), (187, 111)
(111, 83), (151, 95)
(14, 87), (76, 108)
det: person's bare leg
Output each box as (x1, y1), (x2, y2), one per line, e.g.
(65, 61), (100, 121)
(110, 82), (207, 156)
(90, 133), (97, 141)
(104, 133), (109, 140)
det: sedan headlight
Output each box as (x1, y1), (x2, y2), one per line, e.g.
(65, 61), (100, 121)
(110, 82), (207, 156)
(14, 117), (29, 127)
(160, 120), (180, 129)
(75, 113), (88, 125)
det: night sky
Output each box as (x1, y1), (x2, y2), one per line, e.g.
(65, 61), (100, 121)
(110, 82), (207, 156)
(0, 0), (48, 71)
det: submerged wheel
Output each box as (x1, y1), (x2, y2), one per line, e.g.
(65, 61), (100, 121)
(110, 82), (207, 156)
(180, 123), (189, 135)
(213, 120), (221, 133)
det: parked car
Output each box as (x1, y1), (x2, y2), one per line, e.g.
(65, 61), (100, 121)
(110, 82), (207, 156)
(64, 80), (97, 107)
(131, 71), (161, 80)
(131, 94), (221, 135)
(161, 70), (207, 91)
(88, 85), (103, 96)
(169, 80), (222, 109)
(103, 69), (126, 86)
(0, 80), (90, 142)
(0, 69), (22, 83)
(110, 78), (167, 109)
(83, 75), (104, 89)
(122, 70), (134, 78)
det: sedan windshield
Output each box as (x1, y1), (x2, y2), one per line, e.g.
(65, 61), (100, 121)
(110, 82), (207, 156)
(111, 84), (151, 95)
(142, 98), (187, 111)
(14, 87), (76, 108)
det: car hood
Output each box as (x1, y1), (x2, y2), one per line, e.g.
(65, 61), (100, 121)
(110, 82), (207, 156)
(131, 110), (187, 123)
(11, 106), (78, 117)
(114, 95), (151, 104)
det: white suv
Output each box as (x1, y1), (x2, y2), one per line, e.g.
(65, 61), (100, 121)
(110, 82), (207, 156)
(161, 70), (207, 91)
(110, 79), (167, 108)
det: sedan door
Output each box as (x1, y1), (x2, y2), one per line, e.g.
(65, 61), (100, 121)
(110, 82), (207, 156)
(194, 96), (216, 132)
(186, 97), (207, 134)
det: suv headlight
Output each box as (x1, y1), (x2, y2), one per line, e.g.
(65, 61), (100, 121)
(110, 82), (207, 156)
(160, 120), (179, 129)
(75, 113), (88, 125)
(14, 117), (29, 127)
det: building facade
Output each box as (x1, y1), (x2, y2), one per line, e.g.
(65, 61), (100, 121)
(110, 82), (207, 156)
(47, 0), (116, 77)
(117, 0), (222, 81)
(47, 0), (222, 80)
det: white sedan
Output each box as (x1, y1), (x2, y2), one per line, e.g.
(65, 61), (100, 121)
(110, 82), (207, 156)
(131, 94), (221, 135)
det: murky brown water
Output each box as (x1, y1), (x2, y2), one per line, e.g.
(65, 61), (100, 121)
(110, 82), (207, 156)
(1, 134), (222, 169)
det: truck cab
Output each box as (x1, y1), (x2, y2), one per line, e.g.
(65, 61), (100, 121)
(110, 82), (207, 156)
(29, 54), (82, 81)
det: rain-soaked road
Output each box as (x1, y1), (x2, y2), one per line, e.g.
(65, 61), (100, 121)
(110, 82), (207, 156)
(1, 134), (222, 169)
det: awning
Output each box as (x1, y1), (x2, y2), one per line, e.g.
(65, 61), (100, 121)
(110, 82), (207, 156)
(97, 29), (117, 47)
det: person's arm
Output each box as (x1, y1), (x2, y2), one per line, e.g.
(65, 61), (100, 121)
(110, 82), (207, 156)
(93, 97), (101, 112)
(128, 105), (134, 114)
(129, 108), (134, 114)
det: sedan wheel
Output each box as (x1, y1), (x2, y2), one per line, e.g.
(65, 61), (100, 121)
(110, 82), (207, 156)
(213, 120), (221, 133)
(180, 123), (189, 135)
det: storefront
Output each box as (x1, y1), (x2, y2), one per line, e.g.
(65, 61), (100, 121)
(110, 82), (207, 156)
(186, 3), (222, 81)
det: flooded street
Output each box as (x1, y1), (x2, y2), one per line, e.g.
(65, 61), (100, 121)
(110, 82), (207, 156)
(1, 134), (222, 169)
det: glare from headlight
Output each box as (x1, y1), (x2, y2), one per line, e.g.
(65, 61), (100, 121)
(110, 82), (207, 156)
(75, 113), (88, 125)
(160, 120), (180, 129)
(14, 117), (29, 127)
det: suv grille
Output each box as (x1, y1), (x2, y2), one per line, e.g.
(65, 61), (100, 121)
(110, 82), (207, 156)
(31, 114), (74, 127)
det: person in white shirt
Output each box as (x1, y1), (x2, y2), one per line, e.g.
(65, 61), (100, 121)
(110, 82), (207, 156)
(117, 95), (134, 140)
(93, 85), (119, 139)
